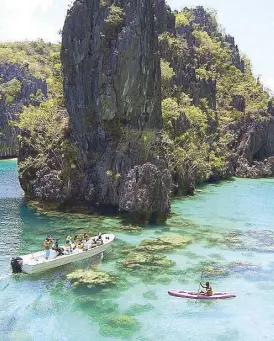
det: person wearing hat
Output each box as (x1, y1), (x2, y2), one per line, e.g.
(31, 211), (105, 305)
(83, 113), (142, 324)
(83, 232), (89, 241)
(44, 237), (51, 260)
(64, 236), (72, 253)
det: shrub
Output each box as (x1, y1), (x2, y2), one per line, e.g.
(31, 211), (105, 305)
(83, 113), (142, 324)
(0, 78), (21, 103)
(175, 12), (190, 28)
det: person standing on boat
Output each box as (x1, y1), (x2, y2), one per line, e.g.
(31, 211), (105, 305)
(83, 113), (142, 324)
(44, 237), (51, 260)
(199, 282), (213, 296)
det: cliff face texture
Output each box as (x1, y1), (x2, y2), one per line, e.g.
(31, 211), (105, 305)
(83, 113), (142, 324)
(0, 63), (47, 158)
(59, 0), (172, 221)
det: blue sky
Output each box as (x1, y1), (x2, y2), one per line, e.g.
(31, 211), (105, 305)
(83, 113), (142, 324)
(0, 0), (273, 90)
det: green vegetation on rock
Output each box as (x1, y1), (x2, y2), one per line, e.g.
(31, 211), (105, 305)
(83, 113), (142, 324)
(104, 5), (125, 39)
(158, 5), (274, 192)
(175, 12), (190, 28)
(0, 78), (21, 104)
(0, 40), (61, 86)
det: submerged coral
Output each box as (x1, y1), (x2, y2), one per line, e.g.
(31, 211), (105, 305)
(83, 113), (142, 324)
(223, 231), (245, 250)
(136, 235), (191, 252)
(99, 314), (140, 338)
(142, 291), (158, 301)
(118, 235), (191, 276)
(125, 303), (154, 316)
(228, 261), (261, 273)
(66, 270), (116, 288)
(120, 252), (174, 271)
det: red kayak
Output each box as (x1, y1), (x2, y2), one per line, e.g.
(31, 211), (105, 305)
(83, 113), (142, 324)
(168, 290), (236, 300)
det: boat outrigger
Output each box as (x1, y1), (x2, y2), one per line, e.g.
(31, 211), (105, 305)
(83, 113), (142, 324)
(168, 290), (236, 300)
(10, 234), (115, 274)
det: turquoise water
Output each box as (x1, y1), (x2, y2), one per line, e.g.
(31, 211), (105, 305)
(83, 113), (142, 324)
(1, 160), (274, 341)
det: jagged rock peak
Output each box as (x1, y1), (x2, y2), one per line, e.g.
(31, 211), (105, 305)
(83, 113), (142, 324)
(60, 0), (172, 222)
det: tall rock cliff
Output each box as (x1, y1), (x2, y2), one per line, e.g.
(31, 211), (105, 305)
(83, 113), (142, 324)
(59, 0), (172, 222)
(0, 63), (47, 158)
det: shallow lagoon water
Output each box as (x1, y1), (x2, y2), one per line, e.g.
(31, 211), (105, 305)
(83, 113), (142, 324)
(1, 160), (274, 341)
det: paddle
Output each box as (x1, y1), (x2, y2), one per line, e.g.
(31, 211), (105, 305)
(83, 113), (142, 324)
(196, 270), (204, 301)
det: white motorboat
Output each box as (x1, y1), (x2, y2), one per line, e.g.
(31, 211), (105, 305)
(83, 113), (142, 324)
(10, 234), (115, 274)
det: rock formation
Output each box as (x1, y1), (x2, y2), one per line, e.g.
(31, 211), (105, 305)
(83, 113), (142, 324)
(59, 0), (171, 222)
(0, 63), (47, 158)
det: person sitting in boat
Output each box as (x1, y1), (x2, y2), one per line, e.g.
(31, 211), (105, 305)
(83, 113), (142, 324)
(44, 237), (51, 260)
(64, 236), (73, 253)
(53, 239), (63, 257)
(199, 282), (213, 296)
(83, 232), (89, 241)
(72, 235), (79, 250)
(90, 238), (97, 248)
(83, 240), (89, 251)
(96, 233), (103, 245)
(77, 240), (84, 249)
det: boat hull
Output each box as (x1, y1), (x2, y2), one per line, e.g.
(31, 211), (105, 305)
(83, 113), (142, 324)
(168, 290), (236, 300)
(19, 234), (115, 274)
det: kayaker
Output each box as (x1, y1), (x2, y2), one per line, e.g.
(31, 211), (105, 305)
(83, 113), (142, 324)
(199, 281), (213, 296)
